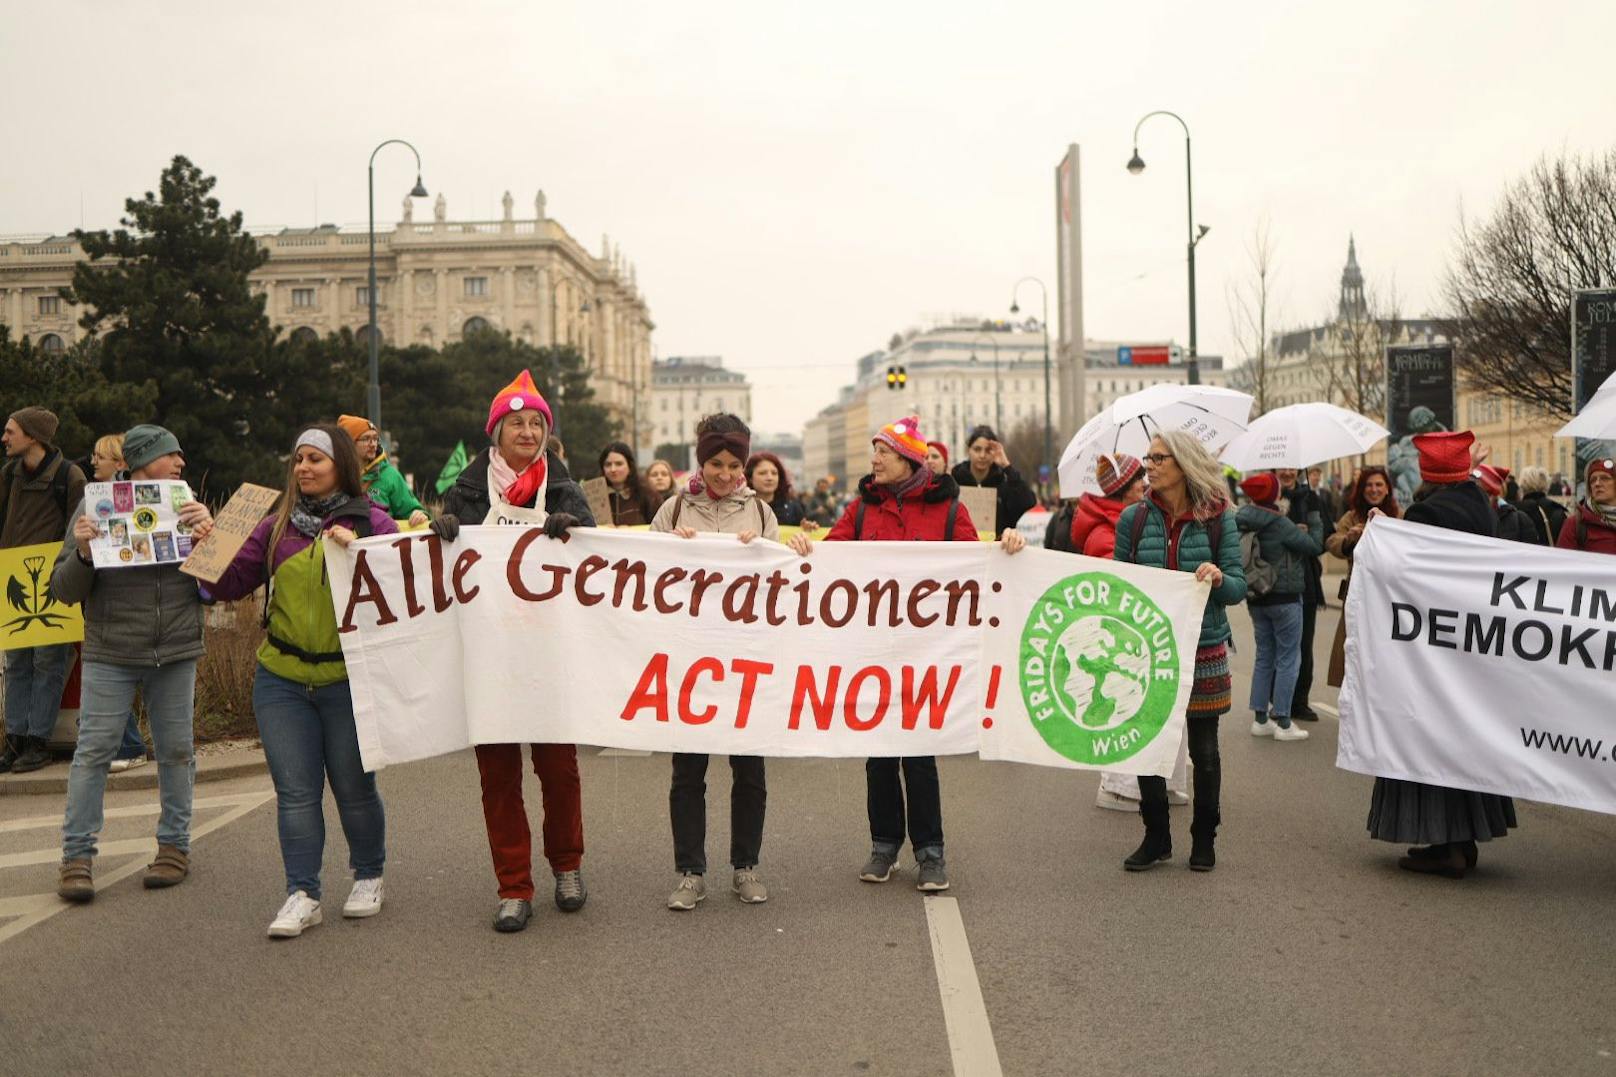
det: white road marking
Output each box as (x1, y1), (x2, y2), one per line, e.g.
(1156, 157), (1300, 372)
(1313, 701), (1339, 717)
(924, 895), (1003, 1077)
(0, 789), (273, 947)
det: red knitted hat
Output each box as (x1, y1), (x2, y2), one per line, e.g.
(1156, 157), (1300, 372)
(1413, 430), (1474, 484)
(873, 416), (927, 466)
(486, 370), (553, 437)
(1586, 456), (1615, 485)
(1095, 452), (1143, 497)
(926, 440), (949, 467)
(1472, 464), (1505, 497)
(1240, 472), (1280, 505)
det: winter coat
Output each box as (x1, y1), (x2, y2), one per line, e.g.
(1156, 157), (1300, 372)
(762, 495), (807, 527)
(1069, 493), (1127, 559)
(1236, 501), (1323, 605)
(362, 456), (426, 521)
(1518, 492), (1569, 547)
(50, 501), (205, 667)
(1557, 501), (1616, 555)
(1494, 501), (1543, 545)
(1043, 501), (1077, 553)
(950, 461), (1036, 536)
(650, 484), (780, 540)
(1403, 481), (1498, 539)
(211, 496), (398, 687)
(606, 487), (659, 527)
(1279, 481), (1331, 606)
(1114, 492), (1247, 648)
(0, 449), (86, 549)
(826, 473), (978, 543)
(440, 448), (595, 527)
(803, 489), (840, 527)
(1325, 509), (1370, 689)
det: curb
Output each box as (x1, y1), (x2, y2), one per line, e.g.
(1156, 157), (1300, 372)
(0, 748), (268, 797)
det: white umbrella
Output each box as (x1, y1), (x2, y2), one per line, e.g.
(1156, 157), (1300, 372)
(1556, 370), (1616, 440)
(1219, 402), (1389, 471)
(1058, 384), (1253, 497)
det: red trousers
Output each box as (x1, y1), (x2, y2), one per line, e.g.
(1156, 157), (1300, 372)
(475, 743), (584, 900)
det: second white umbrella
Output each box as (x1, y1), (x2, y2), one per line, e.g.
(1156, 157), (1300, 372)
(1219, 402), (1388, 471)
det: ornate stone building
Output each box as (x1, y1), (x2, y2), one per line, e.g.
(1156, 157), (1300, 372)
(0, 190), (655, 442)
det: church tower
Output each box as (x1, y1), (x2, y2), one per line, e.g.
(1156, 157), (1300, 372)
(1338, 235), (1367, 321)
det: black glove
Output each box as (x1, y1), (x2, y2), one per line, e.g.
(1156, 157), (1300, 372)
(543, 512), (579, 540)
(429, 513), (460, 542)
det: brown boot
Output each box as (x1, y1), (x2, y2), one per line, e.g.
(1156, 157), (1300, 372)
(58, 858), (95, 903)
(143, 844), (190, 889)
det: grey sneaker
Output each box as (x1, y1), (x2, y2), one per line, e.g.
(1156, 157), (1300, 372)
(859, 849), (898, 883)
(493, 898), (532, 933)
(667, 873), (706, 910)
(915, 855), (950, 892)
(732, 869), (768, 904)
(554, 869), (586, 912)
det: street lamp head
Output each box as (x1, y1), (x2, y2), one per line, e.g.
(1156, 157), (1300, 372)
(409, 176), (428, 198)
(1009, 301), (1020, 315)
(1126, 150), (1146, 175)
(1197, 224), (1211, 240)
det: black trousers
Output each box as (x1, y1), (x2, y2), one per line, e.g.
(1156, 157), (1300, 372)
(1292, 600), (1318, 711)
(1139, 718), (1220, 815)
(866, 756), (943, 852)
(670, 753), (766, 874)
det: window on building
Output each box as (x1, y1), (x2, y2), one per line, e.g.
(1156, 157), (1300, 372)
(289, 327), (318, 345)
(356, 286), (374, 307)
(357, 325), (383, 347)
(464, 276), (489, 298)
(38, 295), (60, 315)
(39, 333), (65, 353)
(463, 316), (492, 336)
(291, 287), (315, 309)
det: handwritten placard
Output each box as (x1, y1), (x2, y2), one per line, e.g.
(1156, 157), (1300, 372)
(180, 484), (280, 583)
(582, 476), (614, 528)
(958, 486), (999, 537)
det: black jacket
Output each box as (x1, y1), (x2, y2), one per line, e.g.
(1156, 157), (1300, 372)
(764, 496), (806, 527)
(1404, 481), (1498, 538)
(950, 461), (1037, 535)
(1517, 491), (1569, 546)
(441, 448), (596, 526)
(1281, 481), (1332, 606)
(1495, 501), (1544, 545)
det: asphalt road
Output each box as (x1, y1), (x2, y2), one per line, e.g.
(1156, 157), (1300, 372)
(4, 597), (1616, 1077)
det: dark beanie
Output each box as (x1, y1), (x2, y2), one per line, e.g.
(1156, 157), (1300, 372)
(9, 407), (59, 445)
(122, 424), (184, 471)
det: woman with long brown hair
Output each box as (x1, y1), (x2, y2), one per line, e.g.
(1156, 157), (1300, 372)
(597, 441), (660, 526)
(1325, 465), (1398, 688)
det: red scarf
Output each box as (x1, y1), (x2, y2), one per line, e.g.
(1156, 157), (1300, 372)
(494, 451), (548, 509)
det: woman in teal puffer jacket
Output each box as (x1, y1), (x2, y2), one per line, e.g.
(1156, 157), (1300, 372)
(1114, 431), (1246, 873)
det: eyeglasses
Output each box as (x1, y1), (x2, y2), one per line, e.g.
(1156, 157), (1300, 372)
(1144, 453), (1174, 465)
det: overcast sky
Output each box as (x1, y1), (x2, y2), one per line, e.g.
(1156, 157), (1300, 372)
(4, 1), (1613, 436)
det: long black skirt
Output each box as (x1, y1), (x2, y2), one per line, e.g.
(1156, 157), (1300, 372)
(1367, 778), (1517, 844)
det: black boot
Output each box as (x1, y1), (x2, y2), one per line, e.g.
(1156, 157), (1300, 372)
(1189, 805), (1220, 872)
(12, 736), (52, 774)
(0, 736), (20, 774)
(1123, 800), (1172, 871)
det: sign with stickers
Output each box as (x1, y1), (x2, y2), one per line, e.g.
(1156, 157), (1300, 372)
(82, 480), (196, 569)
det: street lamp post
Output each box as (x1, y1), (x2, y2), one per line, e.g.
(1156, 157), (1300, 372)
(368, 139), (428, 435)
(1127, 111), (1209, 386)
(970, 332), (1002, 431)
(1009, 278), (1052, 490)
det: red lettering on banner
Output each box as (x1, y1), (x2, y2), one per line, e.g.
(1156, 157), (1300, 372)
(730, 659), (773, 729)
(788, 665), (840, 730)
(507, 530), (566, 601)
(339, 549), (398, 633)
(843, 666), (891, 731)
(452, 549), (481, 604)
(901, 666), (960, 730)
(678, 657), (725, 724)
(575, 555), (609, 607)
(393, 537), (426, 618)
(425, 534), (453, 612)
(621, 653), (671, 722)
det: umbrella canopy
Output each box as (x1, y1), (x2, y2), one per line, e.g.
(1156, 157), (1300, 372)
(1058, 384), (1253, 497)
(1219, 403), (1389, 471)
(1556, 370), (1616, 440)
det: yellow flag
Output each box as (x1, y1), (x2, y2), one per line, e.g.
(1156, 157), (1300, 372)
(1, 542), (84, 650)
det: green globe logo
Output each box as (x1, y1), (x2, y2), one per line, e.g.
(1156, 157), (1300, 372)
(1019, 572), (1180, 765)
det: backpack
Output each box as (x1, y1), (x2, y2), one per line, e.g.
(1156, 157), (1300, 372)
(853, 495), (960, 541)
(1044, 502), (1077, 552)
(1241, 528), (1278, 598)
(0, 453), (76, 538)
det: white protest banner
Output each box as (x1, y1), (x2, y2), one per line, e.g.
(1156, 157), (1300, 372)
(1338, 517), (1616, 815)
(326, 529), (1208, 774)
(81, 480), (195, 569)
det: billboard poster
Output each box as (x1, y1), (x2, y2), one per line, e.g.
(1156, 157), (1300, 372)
(1571, 288), (1616, 486)
(1384, 343), (1456, 504)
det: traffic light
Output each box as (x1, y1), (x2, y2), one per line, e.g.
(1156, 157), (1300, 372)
(885, 365), (907, 390)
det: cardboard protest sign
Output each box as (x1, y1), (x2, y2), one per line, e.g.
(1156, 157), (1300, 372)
(582, 477), (613, 527)
(180, 484), (280, 583)
(82, 480), (195, 570)
(958, 486), (999, 540)
(0, 542), (84, 649)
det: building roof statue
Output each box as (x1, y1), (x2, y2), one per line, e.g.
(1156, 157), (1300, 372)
(501, 190), (514, 222)
(434, 193), (447, 222)
(535, 189), (547, 220)
(402, 195), (413, 224)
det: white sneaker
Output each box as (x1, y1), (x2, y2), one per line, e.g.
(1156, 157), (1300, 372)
(267, 891), (322, 938)
(342, 877), (384, 918)
(1166, 789), (1191, 806)
(1273, 723), (1310, 742)
(1095, 789), (1139, 812)
(1250, 720), (1275, 737)
(109, 757), (147, 773)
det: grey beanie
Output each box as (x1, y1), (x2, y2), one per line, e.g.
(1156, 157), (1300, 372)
(122, 424), (183, 471)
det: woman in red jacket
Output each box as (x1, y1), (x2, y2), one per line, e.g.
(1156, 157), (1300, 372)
(1557, 457), (1616, 554)
(789, 416), (1026, 893)
(1070, 452), (1145, 558)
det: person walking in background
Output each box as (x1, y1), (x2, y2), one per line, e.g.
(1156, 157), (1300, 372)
(951, 425), (1037, 536)
(1, 407), (86, 775)
(1325, 465), (1397, 689)
(437, 371), (593, 933)
(1276, 468), (1330, 720)
(790, 416), (1027, 894)
(652, 414), (779, 911)
(746, 451), (807, 527)
(804, 476), (840, 527)
(1474, 465), (1541, 544)
(52, 425), (214, 902)
(1309, 467), (1341, 524)
(1515, 466), (1568, 547)
(925, 441), (949, 476)
(1114, 431), (1246, 872)
(337, 414), (429, 528)
(597, 441), (660, 526)
(645, 458), (677, 500)
(1237, 472), (1322, 743)
(1557, 456), (1616, 555)
(87, 433), (148, 773)
(1369, 430), (1515, 878)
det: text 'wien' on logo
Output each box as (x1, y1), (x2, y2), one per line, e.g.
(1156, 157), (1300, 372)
(1018, 572), (1180, 764)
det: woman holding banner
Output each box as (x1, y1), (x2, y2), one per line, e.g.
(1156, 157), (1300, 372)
(1556, 457), (1616, 555)
(789, 416), (1027, 894)
(1113, 431), (1246, 873)
(1325, 465), (1397, 689)
(652, 413), (780, 910)
(1369, 430), (1516, 878)
(435, 370), (594, 933)
(210, 425), (395, 936)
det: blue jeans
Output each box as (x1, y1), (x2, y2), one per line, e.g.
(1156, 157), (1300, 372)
(1248, 601), (1303, 722)
(253, 666), (385, 900)
(116, 712), (145, 760)
(62, 660), (197, 860)
(4, 643), (74, 739)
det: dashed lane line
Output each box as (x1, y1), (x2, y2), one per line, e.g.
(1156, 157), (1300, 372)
(925, 895), (1004, 1077)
